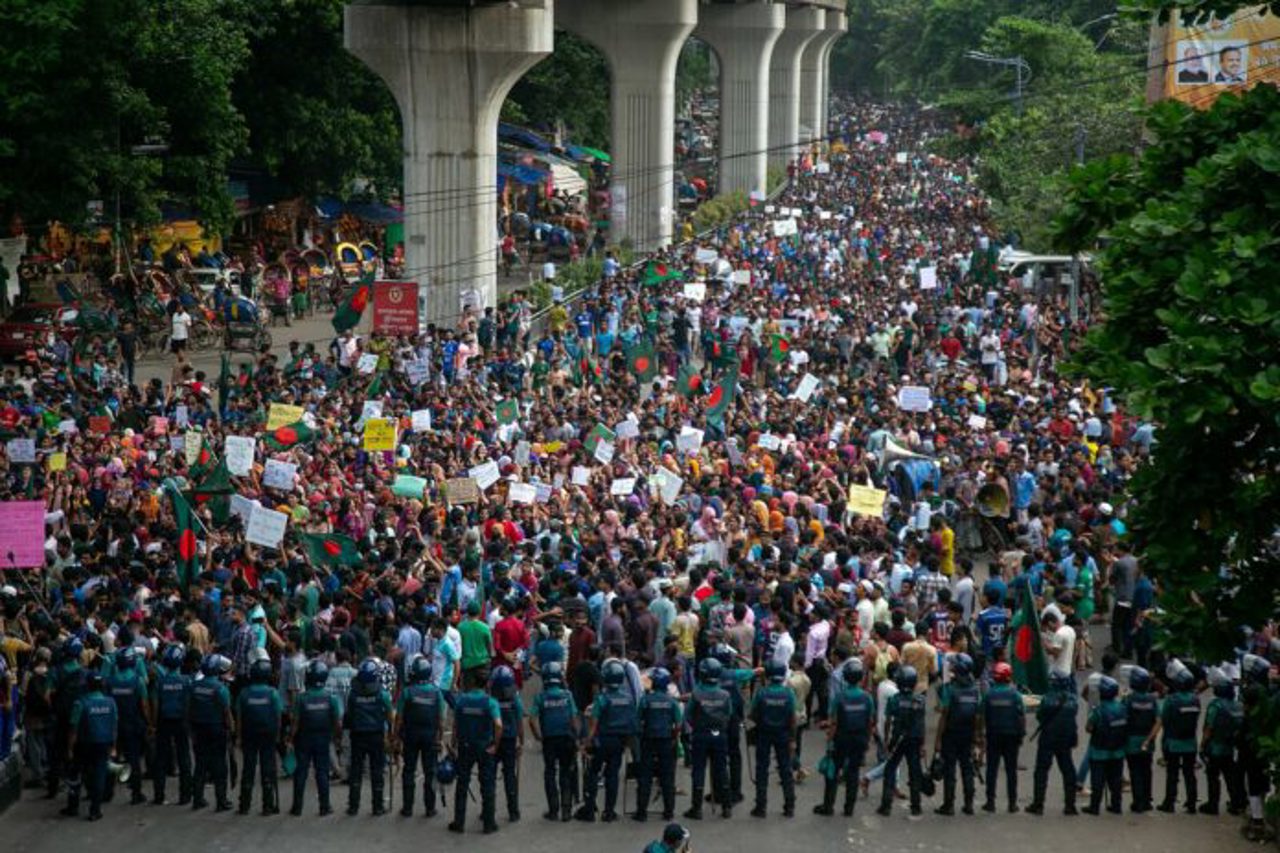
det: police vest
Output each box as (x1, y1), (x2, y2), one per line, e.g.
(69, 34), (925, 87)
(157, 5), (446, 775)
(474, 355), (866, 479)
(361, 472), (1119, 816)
(538, 688), (575, 738)
(640, 692), (677, 739)
(692, 686), (731, 733)
(402, 685), (443, 737)
(1093, 701), (1127, 752)
(298, 690), (337, 735)
(1209, 699), (1244, 749)
(1039, 692), (1079, 747)
(1164, 693), (1200, 741)
(156, 670), (190, 721)
(455, 692), (496, 748)
(54, 664), (84, 717)
(78, 693), (117, 745)
(752, 686), (793, 732)
(1123, 692), (1157, 739)
(188, 680), (225, 728)
(720, 675), (744, 723)
(107, 674), (145, 727)
(835, 688), (873, 741)
(892, 693), (927, 741)
(946, 683), (981, 735)
(240, 685), (280, 736)
(497, 697), (521, 741)
(983, 687), (1022, 737)
(599, 690), (638, 737)
(347, 685), (386, 733)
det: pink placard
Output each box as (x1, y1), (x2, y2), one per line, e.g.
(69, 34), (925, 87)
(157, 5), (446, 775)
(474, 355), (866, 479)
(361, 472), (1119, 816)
(0, 501), (46, 568)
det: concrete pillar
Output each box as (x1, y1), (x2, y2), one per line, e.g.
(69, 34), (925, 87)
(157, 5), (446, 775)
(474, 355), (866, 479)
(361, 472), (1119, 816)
(799, 9), (846, 148)
(558, 0), (697, 251)
(694, 1), (784, 197)
(345, 2), (552, 325)
(768, 6), (825, 170)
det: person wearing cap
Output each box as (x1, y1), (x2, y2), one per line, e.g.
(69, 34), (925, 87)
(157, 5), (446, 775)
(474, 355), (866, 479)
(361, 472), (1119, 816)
(188, 656), (234, 811)
(1148, 663), (1200, 813)
(643, 822), (690, 853)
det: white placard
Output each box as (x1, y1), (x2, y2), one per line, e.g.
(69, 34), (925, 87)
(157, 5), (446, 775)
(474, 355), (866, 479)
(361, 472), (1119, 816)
(360, 400), (383, 424)
(404, 359), (429, 386)
(615, 419), (640, 440)
(572, 465), (592, 487)
(175, 405), (190, 427)
(818, 210), (832, 221)
(6, 439), (35, 464)
(245, 505), (288, 548)
(919, 265), (938, 291)
(967, 413), (988, 430)
(653, 467), (684, 504)
(694, 248), (718, 265)
(514, 440), (531, 467)
(593, 440), (615, 465)
(772, 219), (797, 237)
(169, 434), (185, 454)
(263, 459), (297, 491)
(610, 477), (636, 496)
(895, 151), (909, 164)
(676, 427), (704, 454)
(224, 435), (255, 476)
(58, 419), (77, 435)
(230, 494), (259, 525)
(535, 483), (553, 503)
(726, 438), (744, 467)
(682, 282), (706, 302)
(411, 409), (432, 432)
(357, 353), (378, 375)
(793, 373), (820, 403)
(897, 385), (933, 412)
(732, 269), (751, 285)
(764, 205), (776, 214)
(509, 482), (537, 504)
(469, 460), (501, 491)
(757, 433), (782, 451)
(815, 162), (831, 174)
(184, 432), (202, 468)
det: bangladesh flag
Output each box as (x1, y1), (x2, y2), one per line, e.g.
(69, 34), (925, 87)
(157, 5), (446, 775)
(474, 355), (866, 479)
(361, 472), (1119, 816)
(583, 422), (616, 456)
(332, 282), (371, 333)
(366, 370), (387, 399)
(573, 352), (602, 386)
(263, 420), (316, 452)
(164, 480), (200, 592)
(769, 333), (791, 363)
(711, 339), (738, 371)
(676, 363), (703, 398)
(642, 261), (682, 286)
(1008, 581), (1050, 695)
(191, 458), (233, 525)
(704, 373), (736, 427)
(301, 532), (362, 567)
(626, 338), (657, 382)
(496, 399), (518, 426)
(187, 438), (215, 482)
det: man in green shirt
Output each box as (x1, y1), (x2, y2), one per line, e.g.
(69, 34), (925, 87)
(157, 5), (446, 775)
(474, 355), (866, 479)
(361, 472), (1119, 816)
(458, 600), (494, 681)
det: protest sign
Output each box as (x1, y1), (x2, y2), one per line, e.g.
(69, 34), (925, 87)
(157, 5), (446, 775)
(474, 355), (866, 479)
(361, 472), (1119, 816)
(363, 418), (397, 451)
(225, 436), (255, 476)
(263, 459), (297, 491)
(246, 505), (288, 548)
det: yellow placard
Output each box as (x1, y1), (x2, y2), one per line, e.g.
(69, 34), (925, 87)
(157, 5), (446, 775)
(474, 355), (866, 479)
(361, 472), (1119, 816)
(846, 484), (888, 517)
(363, 417), (397, 452)
(48, 452), (67, 472)
(266, 403), (304, 431)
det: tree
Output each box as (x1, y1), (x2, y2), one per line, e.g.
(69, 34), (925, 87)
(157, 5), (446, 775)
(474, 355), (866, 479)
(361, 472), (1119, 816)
(1054, 85), (1280, 660)
(505, 32), (610, 150)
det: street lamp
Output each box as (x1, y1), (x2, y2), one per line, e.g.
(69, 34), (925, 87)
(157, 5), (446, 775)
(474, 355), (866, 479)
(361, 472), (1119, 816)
(964, 50), (1033, 115)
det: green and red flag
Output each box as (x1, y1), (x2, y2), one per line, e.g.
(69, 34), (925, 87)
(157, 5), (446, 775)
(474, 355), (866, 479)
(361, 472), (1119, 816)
(704, 373), (736, 427)
(332, 281), (371, 333)
(300, 532), (362, 567)
(263, 420), (316, 452)
(642, 260), (683, 286)
(164, 479), (200, 592)
(769, 333), (791, 363)
(496, 399), (519, 426)
(1008, 581), (1050, 695)
(676, 363), (703, 399)
(191, 458), (233, 525)
(583, 422), (616, 456)
(625, 338), (657, 382)
(366, 370), (387, 399)
(573, 351), (603, 386)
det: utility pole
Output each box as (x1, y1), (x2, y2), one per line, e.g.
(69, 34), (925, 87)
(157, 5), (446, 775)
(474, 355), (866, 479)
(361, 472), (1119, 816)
(1073, 124), (1087, 166)
(964, 51), (1032, 116)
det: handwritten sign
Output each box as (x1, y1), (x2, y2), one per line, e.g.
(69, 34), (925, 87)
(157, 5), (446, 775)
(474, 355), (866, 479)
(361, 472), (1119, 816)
(757, 433), (782, 452)
(363, 418), (397, 451)
(919, 265), (938, 291)
(967, 413), (988, 430)
(445, 477), (479, 504)
(5, 439), (35, 464)
(230, 494), (259, 525)
(266, 403), (304, 431)
(793, 373), (820, 403)
(47, 452), (67, 472)
(846, 484), (888, 518)
(263, 459), (297, 491)
(469, 460), (500, 491)
(572, 466), (592, 487)
(356, 353), (378, 375)
(88, 415), (111, 435)
(224, 435), (255, 476)
(404, 359), (429, 386)
(676, 427), (704, 454)
(411, 409), (432, 433)
(615, 419), (639, 440)
(0, 501), (49, 566)
(593, 440), (615, 465)
(682, 282), (706, 302)
(514, 440), (531, 467)
(609, 477), (636, 496)
(245, 505), (288, 548)
(509, 482), (537, 504)
(896, 385), (933, 412)
(653, 468), (683, 504)
(732, 269), (751, 285)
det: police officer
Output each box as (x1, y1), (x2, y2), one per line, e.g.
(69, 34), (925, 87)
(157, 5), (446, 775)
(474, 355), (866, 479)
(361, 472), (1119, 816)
(106, 647), (150, 805)
(1083, 675), (1126, 814)
(289, 659), (342, 816)
(346, 658), (394, 816)
(1239, 654), (1276, 841)
(152, 644), (192, 805)
(1028, 673), (1078, 816)
(749, 659), (797, 818)
(932, 652), (980, 815)
(49, 637), (85, 800)
(237, 658), (283, 815)
(530, 660), (579, 822)
(64, 671), (116, 821)
(979, 661), (1025, 813)
(713, 645), (749, 808)
(633, 666), (681, 822)
(578, 659), (636, 822)
(1151, 663), (1199, 813)
(815, 658), (873, 817)
(449, 669), (503, 834)
(877, 665), (926, 817)
(396, 656), (445, 818)
(684, 658), (732, 820)
(1199, 678), (1245, 815)
(489, 665), (524, 822)
(189, 654), (234, 811)
(1122, 666), (1158, 813)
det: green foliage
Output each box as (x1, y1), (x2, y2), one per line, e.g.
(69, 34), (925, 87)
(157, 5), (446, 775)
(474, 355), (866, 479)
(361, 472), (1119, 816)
(1055, 86), (1280, 661)
(506, 32), (610, 151)
(528, 245), (636, 312)
(690, 191), (750, 233)
(676, 40), (714, 108)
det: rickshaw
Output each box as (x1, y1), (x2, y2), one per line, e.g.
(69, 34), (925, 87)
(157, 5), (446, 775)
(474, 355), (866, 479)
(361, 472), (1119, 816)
(336, 242), (362, 278)
(222, 296), (271, 352)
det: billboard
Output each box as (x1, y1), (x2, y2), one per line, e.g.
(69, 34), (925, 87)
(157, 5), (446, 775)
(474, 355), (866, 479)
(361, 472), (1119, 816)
(1151, 5), (1280, 108)
(372, 280), (419, 335)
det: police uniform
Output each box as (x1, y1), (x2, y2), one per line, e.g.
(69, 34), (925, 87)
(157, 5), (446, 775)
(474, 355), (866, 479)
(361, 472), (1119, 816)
(684, 682), (732, 818)
(345, 680), (393, 814)
(66, 686), (117, 819)
(1085, 699), (1127, 813)
(581, 686), (637, 820)
(936, 679), (981, 814)
(494, 690), (524, 820)
(979, 682), (1025, 811)
(635, 688), (681, 820)
(396, 680), (445, 816)
(877, 691), (926, 815)
(532, 683), (579, 820)
(153, 665), (193, 804)
(106, 668), (148, 803)
(1158, 689), (1200, 812)
(188, 676), (232, 809)
(452, 688), (501, 832)
(749, 682), (797, 816)
(1202, 693), (1245, 814)
(1122, 688), (1157, 811)
(721, 670), (747, 806)
(237, 683), (283, 814)
(1029, 682), (1078, 814)
(49, 657), (84, 798)
(291, 687), (342, 815)
(818, 684), (873, 816)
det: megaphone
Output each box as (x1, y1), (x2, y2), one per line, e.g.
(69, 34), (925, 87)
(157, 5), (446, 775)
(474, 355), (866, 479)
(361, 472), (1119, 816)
(107, 758), (131, 784)
(976, 483), (1010, 518)
(880, 436), (928, 470)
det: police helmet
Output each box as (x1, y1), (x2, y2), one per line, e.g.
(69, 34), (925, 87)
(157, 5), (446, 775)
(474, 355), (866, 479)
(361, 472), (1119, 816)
(951, 653), (973, 678)
(1213, 682), (1235, 700)
(115, 646), (138, 671)
(249, 658), (273, 684)
(409, 656), (433, 684)
(765, 659), (787, 683)
(895, 665), (918, 692)
(63, 636), (84, 661)
(712, 644), (735, 668)
(663, 823), (690, 846)
(356, 658), (380, 686)
(305, 659), (330, 688)
(1243, 654), (1271, 685)
(161, 643), (185, 670)
(436, 756), (457, 785)
(842, 658), (865, 684)
(85, 671), (104, 691)
(601, 660), (626, 689)
(1166, 658), (1195, 690)
(1097, 675), (1119, 701)
(542, 661), (565, 686)
(992, 662), (1013, 684)
(697, 657), (723, 684)
(1127, 667), (1151, 692)
(490, 665), (518, 696)
(202, 654), (232, 678)
(650, 667), (672, 693)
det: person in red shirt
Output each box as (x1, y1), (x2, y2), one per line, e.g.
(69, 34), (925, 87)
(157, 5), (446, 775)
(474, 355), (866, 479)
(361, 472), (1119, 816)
(492, 597), (529, 686)
(939, 331), (963, 362)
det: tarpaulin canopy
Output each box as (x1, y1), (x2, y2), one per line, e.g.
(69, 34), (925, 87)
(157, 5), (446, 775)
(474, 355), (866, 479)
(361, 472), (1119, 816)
(499, 122), (552, 153)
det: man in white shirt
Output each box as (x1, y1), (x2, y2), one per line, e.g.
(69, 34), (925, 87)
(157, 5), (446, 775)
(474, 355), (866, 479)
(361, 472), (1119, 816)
(1041, 606), (1075, 679)
(170, 307), (192, 353)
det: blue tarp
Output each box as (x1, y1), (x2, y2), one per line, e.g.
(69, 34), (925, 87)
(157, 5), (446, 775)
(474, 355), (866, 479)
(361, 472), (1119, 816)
(498, 162), (549, 187)
(315, 197), (402, 224)
(499, 122), (552, 152)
